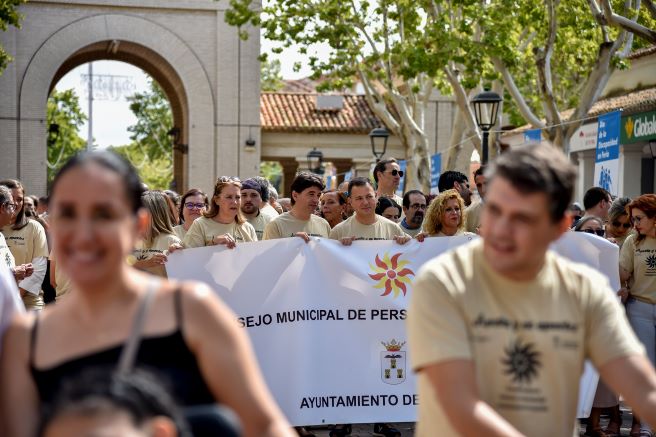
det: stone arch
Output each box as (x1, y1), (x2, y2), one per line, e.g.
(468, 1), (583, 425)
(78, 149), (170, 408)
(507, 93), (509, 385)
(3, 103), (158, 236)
(18, 13), (215, 193)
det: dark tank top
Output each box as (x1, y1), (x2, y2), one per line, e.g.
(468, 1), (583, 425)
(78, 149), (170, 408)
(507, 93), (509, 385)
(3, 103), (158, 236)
(30, 288), (215, 407)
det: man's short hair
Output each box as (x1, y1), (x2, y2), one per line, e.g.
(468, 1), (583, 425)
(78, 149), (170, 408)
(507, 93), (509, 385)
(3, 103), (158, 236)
(373, 158), (398, 184)
(474, 166), (486, 179)
(0, 185), (11, 206)
(437, 170), (468, 192)
(348, 177), (375, 194)
(485, 143), (576, 222)
(583, 187), (611, 210)
(290, 172), (325, 205)
(402, 190), (426, 209)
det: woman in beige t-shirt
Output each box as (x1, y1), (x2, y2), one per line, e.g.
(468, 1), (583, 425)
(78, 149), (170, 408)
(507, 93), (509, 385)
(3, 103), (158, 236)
(619, 194), (656, 437)
(183, 177), (257, 249)
(172, 188), (208, 240)
(418, 189), (473, 239)
(132, 191), (182, 278)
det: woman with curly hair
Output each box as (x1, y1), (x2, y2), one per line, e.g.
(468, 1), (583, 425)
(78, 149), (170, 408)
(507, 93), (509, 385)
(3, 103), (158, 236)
(420, 189), (471, 237)
(183, 177), (257, 249)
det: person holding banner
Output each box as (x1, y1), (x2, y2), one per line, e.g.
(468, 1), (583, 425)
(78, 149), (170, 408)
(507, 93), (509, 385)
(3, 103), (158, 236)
(330, 177), (410, 245)
(408, 144), (656, 437)
(619, 194), (656, 437)
(263, 172), (331, 241)
(0, 152), (295, 437)
(183, 177), (257, 249)
(172, 188), (208, 241)
(418, 189), (472, 239)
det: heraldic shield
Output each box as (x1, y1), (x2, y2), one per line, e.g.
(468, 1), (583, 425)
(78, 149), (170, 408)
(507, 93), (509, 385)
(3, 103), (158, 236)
(380, 339), (406, 385)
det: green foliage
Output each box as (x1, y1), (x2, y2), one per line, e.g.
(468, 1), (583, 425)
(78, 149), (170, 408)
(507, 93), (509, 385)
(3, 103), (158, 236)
(0, 0), (24, 73)
(260, 161), (282, 191)
(113, 79), (174, 190)
(46, 89), (87, 184)
(261, 58), (284, 92)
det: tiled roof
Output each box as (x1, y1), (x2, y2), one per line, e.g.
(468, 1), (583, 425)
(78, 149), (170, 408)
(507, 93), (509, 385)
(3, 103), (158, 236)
(627, 45), (656, 60)
(505, 86), (656, 134)
(260, 93), (381, 133)
(281, 78), (319, 93)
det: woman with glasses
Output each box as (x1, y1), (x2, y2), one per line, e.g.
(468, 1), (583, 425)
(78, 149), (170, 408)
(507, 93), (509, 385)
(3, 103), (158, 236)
(173, 189), (208, 240)
(573, 216), (605, 237)
(0, 151), (295, 437)
(0, 179), (49, 311)
(132, 191), (182, 278)
(419, 189), (472, 238)
(606, 197), (633, 247)
(183, 177), (257, 249)
(619, 194), (656, 437)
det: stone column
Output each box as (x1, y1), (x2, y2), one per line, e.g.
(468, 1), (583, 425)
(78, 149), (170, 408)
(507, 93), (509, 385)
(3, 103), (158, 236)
(619, 145), (644, 198)
(575, 150), (595, 203)
(279, 157), (299, 197)
(331, 158), (354, 185)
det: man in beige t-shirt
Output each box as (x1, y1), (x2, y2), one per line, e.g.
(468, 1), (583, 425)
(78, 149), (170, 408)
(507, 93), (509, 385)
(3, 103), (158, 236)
(407, 144), (656, 436)
(330, 177), (410, 245)
(465, 166), (486, 233)
(263, 172), (330, 241)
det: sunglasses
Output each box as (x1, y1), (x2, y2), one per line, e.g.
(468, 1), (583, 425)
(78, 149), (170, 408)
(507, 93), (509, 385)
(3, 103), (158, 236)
(386, 170), (404, 177)
(578, 229), (605, 237)
(184, 202), (206, 210)
(611, 221), (632, 229)
(218, 176), (241, 183)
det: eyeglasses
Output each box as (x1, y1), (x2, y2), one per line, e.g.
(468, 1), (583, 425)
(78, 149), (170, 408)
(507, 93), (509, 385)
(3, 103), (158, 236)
(409, 203), (427, 210)
(386, 170), (404, 177)
(578, 228), (605, 237)
(184, 202), (206, 210)
(2, 203), (16, 212)
(445, 207), (461, 214)
(611, 221), (632, 229)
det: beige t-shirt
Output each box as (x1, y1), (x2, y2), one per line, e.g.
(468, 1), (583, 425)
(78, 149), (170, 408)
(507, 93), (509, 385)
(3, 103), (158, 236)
(263, 212), (330, 240)
(407, 239), (643, 437)
(2, 221), (49, 310)
(134, 233), (182, 278)
(246, 212), (273, 241)
(183, 216), (257, 248)
(0, 233), (15, 269)
(260, 203), (279, 221)
(329, 215), (408, 241)
(619, 234), (656, 304)
(49, 249), (72, 301)
(172, 224), (187, 241)
(465, 200), (483, 233)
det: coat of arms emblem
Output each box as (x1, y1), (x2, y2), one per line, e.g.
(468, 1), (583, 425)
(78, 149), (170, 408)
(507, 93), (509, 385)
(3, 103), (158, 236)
(381, 339), (406, 385)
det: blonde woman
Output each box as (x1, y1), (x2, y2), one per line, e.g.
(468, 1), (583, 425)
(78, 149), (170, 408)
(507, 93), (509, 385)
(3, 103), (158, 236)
(183, 177), (257, 249)
(419, 189), (472, 238)
(132, 191), (182, 278)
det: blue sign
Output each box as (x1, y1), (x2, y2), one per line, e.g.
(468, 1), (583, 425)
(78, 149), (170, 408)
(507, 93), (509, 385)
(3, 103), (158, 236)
(524, 129), (542, 144)
(430, 153), (442, 193)
(396, 160), (407, 197)
(594, 111), (621, 195)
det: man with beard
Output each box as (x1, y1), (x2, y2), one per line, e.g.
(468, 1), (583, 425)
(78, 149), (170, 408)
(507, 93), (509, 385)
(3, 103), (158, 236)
(465, 166), (486, 233)
(240, 178), (273, 241)
(400, 190), (426, 237)
(437, 170), (472, 206)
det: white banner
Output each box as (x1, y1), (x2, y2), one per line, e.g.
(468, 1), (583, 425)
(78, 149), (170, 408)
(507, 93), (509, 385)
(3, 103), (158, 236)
(167, 232), (619, 425)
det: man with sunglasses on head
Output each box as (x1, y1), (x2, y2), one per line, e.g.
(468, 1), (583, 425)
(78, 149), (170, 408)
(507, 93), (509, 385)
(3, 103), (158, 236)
(373, 158), (404, 207)
(400, 190), (426, 237)
(408, 143), (656, 436)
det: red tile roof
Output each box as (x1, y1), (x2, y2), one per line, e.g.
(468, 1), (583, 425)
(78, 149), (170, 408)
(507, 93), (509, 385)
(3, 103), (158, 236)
(260, 93), (381, 133)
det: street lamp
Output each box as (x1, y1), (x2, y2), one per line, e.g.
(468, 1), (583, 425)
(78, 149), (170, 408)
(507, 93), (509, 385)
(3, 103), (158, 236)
(307, 147), (324, 174)
(471, 90), (502, 164)
(369, 127), (390, 162)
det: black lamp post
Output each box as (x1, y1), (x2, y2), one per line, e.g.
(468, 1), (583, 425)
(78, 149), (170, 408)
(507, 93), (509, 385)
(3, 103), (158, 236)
(471, 90), (502, 164)
(649, 140), (656, 159)
(307, 147), (324, 174)
(369, 127), (390, 162)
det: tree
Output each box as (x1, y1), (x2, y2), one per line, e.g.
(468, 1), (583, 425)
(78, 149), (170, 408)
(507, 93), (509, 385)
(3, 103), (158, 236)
(0, 0), (25, 73)
(46, 89), (87, 184)
(261, 58), (284, 92)
(112, 79), (174, 190)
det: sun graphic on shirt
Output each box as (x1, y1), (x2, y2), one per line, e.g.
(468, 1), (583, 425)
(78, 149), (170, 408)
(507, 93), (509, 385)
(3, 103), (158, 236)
(368, 252), (415, 298)
(646, 255), (656, 269)
(502, 339), (542, 384)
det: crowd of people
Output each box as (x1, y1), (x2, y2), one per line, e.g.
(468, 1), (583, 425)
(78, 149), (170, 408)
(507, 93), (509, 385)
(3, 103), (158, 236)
(1, 145), (656, 436)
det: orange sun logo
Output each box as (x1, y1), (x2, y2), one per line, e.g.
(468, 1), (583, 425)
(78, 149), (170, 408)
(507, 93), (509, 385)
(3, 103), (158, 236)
(368, 252), (415, 298)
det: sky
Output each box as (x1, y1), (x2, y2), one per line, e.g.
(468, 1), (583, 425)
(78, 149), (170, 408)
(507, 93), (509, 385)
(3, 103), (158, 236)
(53, 40), (319, 149)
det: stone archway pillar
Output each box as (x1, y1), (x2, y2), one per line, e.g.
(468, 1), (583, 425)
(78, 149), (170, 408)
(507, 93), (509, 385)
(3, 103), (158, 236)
(279, 157), (300, 197)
